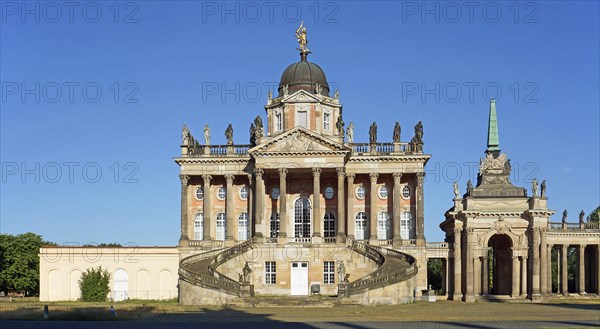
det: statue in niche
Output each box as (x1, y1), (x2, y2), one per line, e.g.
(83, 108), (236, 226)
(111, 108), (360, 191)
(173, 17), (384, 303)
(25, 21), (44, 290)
(346, 122), (354, 144)
(204, 124), (210, 145)
(315, 83), (322, 95)
(242, 262), (252, 283)
(393, 122), (401, 143)
(283, 84), (289, 96)
(337, 260), (346, 283)
(369, 122), (377, 144)
(532, 178), (538, 197)
(225, 124), (234, 145)
(453, 181), (460, 199)
(540, 180), (546, 198)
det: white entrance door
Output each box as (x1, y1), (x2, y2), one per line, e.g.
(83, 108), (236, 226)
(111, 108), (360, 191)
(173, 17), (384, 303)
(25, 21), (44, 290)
(113, 269), (128, 302)
(290, 262), (309, 296)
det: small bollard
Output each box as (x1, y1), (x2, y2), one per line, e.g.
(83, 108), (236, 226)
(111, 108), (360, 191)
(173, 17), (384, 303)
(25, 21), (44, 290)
(43, 305), (49, 320)
(109, 305), (118, 318)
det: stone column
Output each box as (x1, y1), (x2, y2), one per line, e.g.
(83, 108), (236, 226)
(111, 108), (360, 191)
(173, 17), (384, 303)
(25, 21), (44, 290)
(521, 256), (528, 297)
(441, 259), (448, 295)
(312, 167), (322, 240)
(392, 173), (403, 247)
(465, 228), (475, 302)
(540, 231), (548, 296)
(278, 168), (288, 239)
(547, 244), (553, 294)
(474, 256), (481, 296)
(253, 168), (264, 241)
(179, 175), (190, 246)
(453, 227), (462, 301)
(368, 173), (379, 243)
(597, 245), (600, 294)
(202, 175), (212, 240)
(483, 253), (489, 295)
(511, 253), (520, 297)
(346, 173), (356, 239)
(225, 174), (235, 241)
(531, 228), (541, 298)
(561, 244), (568, 295)
(579, 244), (586, 294)
(415, 172), (426, 246)
(336, 168), (346, 242)
(246, 174), (253, 239)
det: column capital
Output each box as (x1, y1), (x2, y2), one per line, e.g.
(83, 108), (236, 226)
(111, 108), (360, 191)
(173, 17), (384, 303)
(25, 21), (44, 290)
(393, 172), (402, 183)
(580, 244), (587, 248)
(369, 172), (379, 182)
(336, 167), (345, 177)
(202, 174), (212, 182)
(312, 167), (322, 177)
(415, 172), (425, 184)
(179, 174), (190, 185)
(278, 168), (288, 176)
(254, 168), (264, 179)
(346, 172), (356, 181)
(453, 227), (462, 235)
(225, 174), (235, 184)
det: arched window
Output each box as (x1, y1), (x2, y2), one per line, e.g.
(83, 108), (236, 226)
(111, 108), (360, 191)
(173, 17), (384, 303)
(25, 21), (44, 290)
(270, 212), (280, 238)
(356, 186), (366, 199)
(401, 211), (413, 240)
(355, 212), (367, 240)
(324, 213), (336, 238)
(239, 186), (248, 200)
(294, 197), (311, 238)
(217, 187), (226, 200)
(402, 185), (411, 199)
(216, 213), (226, 241)
(377, 212), (391, 240)
(194, 213), (203, 240)
(238, 213), (249, 241)
(275, 112), (283, 131)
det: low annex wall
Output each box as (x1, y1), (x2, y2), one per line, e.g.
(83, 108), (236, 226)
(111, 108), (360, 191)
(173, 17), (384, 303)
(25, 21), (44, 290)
(39, 246), (179, 302)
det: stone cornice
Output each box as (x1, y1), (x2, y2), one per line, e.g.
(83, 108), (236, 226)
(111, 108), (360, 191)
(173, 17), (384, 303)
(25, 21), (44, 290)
(348, 155), (431, 162)
(174, 157), (251, 165)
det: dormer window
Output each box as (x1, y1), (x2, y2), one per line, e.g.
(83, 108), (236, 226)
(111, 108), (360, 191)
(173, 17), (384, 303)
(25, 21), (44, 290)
(275, 112), (283, 132)
(323, 112), (331, 131)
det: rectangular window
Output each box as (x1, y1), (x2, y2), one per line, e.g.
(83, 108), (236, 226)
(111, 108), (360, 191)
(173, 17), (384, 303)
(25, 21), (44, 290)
(297, 110), (308, 128)
(275, 113), (283, 131)
(323, 112), (331, 131)
(324, 261), (335, 284)
(265, 261), (276, 284)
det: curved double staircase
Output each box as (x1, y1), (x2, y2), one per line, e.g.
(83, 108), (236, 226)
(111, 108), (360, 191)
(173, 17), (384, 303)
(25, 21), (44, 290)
(178, 239), (417, 299)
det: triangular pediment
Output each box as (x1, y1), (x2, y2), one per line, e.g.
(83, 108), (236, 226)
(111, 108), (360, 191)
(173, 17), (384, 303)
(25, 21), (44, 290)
(281, 89), (322, 103)
(249, 127), (350, 154)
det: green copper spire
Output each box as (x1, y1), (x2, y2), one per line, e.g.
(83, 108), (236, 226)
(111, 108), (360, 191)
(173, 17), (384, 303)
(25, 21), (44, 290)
(486, 99), (500, 152)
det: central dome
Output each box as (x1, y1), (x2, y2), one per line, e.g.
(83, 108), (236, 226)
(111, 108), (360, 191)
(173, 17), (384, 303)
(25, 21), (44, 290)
(278, 52), (330, 97)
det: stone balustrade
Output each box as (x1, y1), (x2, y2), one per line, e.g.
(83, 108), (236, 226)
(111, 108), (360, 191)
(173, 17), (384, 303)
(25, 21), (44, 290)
(548, 221), (600, 231)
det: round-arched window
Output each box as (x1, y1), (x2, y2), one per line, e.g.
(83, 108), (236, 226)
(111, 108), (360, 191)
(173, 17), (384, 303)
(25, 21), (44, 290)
(239, 185), (248, 200)
(356, 186), (366, 199)
(402, 186), (411, 199)
(217, 187), (226, 200)
(195, 187), (204, 200)
(324, 186), (335, 199)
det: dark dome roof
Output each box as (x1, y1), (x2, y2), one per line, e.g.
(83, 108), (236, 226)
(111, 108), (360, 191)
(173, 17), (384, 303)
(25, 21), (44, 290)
(278, 52), (330, 97)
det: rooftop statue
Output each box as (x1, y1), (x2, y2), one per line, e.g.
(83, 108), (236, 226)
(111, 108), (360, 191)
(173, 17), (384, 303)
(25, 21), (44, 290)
(540, 180), (546, 198)
(295, 21), (309, 53)
(393, 122), (401, 143)
(225, 124), (234, 145)
(453, 181), (460, 199)
(249, 123), (256, 146)
(466, 180), (473, 196)
(532, 178), (538, 197)
(369, 122), (377, 144)
(182, 124), (191, 146)
(204, 124), (210, 145)
(562, 209), (568, 223)
(336, 115), (345, 134)
(579, 210), (585, 224)
(346, 122), (354, 144)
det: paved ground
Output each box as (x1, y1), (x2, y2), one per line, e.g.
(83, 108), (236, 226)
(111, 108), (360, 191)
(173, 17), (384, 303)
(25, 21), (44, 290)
(0, 320), (599, 328)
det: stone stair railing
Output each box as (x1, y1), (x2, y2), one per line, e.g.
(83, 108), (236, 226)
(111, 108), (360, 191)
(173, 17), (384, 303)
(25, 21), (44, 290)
(179, 240), (253, 296)
(339, 239), (417, 297)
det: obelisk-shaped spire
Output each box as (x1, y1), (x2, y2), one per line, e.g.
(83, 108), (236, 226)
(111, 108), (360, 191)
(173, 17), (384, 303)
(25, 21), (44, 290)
(486, 99), (500, 154)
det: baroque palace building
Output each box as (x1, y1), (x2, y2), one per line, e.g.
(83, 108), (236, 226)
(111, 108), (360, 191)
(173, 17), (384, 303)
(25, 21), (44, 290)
(38, 27), (600, 304)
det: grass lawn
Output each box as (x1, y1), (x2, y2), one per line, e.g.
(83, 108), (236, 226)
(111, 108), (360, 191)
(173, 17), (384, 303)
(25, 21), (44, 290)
(0, 298), (598, 322)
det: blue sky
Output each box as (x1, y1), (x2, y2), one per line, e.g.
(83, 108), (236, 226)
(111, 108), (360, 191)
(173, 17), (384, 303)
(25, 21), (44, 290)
(1, 1), (598, 245)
